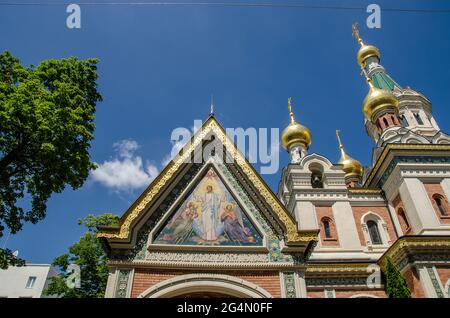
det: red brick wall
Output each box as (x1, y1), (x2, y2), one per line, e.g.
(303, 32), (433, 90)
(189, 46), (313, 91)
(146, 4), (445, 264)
(307, 289), (386, 298)
(423, 183), (450, 224)
(130, 269), (281, 298)
(435, 266), (450, 290)
(403, 267), (425, 298)
(351, 206), (397, 246)
(315, 206), (340, 247)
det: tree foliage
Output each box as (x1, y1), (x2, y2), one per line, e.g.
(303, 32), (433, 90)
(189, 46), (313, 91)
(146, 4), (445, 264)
(385, 257), (412, 298)
(0, 51), (102, 267)
(0, 247), (25, 269)
(45, 213), (119, 298)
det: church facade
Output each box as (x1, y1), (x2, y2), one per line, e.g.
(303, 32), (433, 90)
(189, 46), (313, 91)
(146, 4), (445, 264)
(98, 29), (450, 298)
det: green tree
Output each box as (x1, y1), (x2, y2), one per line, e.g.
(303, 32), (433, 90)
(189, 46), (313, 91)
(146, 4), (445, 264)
(385, 257), (412, 298)
(45, 213), (119, 298)
(0, 51), (102, 268)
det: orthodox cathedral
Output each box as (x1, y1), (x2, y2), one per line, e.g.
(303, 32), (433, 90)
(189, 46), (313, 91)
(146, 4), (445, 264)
(98, 27), (450, 298)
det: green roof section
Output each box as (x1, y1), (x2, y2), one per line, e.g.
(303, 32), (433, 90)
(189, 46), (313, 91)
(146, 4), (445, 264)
(370, 71), (401, 91)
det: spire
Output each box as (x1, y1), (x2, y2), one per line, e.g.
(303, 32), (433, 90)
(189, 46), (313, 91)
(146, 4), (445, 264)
(352, 23), (400, 91)
(287, 97), (295, 124)
(210, 94), (214, 116)
(351, 22), (365, 47)
(336, 129), (347, 161)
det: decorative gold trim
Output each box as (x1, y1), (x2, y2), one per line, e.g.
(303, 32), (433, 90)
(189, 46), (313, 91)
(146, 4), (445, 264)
(378, 236), (450, 269)
(98, 116), (318, 245)
(348, 188), (383, 195)
(364, 144), (450, 187)
(306, 263), (369, 274)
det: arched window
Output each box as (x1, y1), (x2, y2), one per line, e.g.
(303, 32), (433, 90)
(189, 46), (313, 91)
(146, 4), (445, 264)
(397, 208), (410, 231)
(433, 195), (448, 216)
(399, 114), (409, 126)
(383, 117), (389, 128)
(413, 112), (424, 125)
(367, 220), (383, 245)
(323, 220), (331, 238)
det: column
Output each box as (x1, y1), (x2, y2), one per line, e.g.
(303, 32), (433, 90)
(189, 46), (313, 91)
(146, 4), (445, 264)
(398, 178), (440, 232)
(332, 201), (362, 249)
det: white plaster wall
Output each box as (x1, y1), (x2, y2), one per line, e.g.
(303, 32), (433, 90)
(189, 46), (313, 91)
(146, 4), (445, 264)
(294, 201), (318, 231)
(398, 178), (440, 232)
(0, 264), (53, 298)
(440, 179), (450, 202)
(331, 202), (361, 249)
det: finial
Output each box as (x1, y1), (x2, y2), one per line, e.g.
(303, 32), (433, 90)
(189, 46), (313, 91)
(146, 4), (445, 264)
(336, 129), (347, 159)
(288, 97), (295, 123)
(352, 22), (364, 47)
(336, 129), (344, 149)
(210, 94), (214, 115)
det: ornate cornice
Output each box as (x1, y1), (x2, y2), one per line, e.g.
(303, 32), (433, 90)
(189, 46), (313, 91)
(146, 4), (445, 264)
(348, 188), (383, 195)
(108, 260), (305, 270)
(98, 116), (318, 246)
(378, 235), (450, 270)
(364, 144), (450, 188)
(306, 263), (370, 274)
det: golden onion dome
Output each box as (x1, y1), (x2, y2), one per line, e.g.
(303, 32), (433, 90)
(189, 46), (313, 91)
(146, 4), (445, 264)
(281, 98), (312, 150)
(339, 154), (363, 180)
(362, 80), (399, 122)
(357, 44), (380, 67)
(336, 130), (363, 180)
(352, 23), (381, 67)
(281, 121), (312, 150)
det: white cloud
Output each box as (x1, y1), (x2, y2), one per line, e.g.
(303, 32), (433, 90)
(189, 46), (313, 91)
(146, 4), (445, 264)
(91, 139), (158, 192)
(113, 139), (139, 159)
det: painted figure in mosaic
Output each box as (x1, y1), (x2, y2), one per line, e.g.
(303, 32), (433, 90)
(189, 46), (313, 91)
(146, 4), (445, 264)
(193, 184), (225, 241)
(169, 202), (198, 243)
(154, 167), (262, 246)
(221, 204), (254, 243)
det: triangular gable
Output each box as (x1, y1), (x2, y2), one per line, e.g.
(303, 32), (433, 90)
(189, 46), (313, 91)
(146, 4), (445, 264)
(152, 166), (263, 247)
(98, 116), (317, 248)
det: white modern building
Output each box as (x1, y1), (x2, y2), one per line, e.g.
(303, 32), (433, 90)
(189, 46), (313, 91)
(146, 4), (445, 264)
(0, 264), (58, 298)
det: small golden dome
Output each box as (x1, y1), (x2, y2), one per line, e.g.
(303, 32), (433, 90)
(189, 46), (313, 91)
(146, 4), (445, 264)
(281, 97), (312, 150)
(362, 81), (399, 122)
(336, 130), (363, 181)
(352, 23), (380, 66)
(357, 44), (380, 66)
(339, 154), (363, 180)
(281, 121), (312, 150)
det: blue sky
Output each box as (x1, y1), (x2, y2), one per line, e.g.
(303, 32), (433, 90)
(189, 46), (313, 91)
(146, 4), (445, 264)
(1, 0), (449, 263)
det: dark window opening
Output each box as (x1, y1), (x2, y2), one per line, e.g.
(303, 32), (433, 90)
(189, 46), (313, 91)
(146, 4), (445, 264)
(434, 196), (448, 216)
(413, 112), (424, 125)
(400, 114), (409, 126)
(367, 220), (383, 245)
(323, 220), (331, 238)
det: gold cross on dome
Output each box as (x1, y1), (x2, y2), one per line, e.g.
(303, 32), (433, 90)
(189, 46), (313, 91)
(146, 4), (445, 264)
(352, 22), (363, 45)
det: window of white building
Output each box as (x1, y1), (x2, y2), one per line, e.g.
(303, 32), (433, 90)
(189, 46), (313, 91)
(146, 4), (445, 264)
(25, 276), (37, 289)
